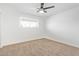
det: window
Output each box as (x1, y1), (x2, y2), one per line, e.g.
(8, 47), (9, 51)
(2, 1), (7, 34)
(19, 17), (39, 28)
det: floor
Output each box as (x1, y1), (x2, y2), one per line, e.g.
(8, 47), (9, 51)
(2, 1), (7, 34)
(0, 38), (79, 56)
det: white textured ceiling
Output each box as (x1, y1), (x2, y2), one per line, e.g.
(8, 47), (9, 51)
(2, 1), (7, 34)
(10, 3), (79, 18)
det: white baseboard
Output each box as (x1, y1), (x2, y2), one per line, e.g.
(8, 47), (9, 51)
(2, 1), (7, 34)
(1, 36), (79, 48)
(45, 36), (79, 48)
(1, 36), (46, 48)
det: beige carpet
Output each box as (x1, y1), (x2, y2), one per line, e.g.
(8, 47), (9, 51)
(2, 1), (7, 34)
(0, 38), (79, 56)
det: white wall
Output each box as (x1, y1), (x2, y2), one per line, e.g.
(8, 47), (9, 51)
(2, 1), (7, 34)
(0, 12), (1, 47)
(0, 4), (45, 47)
(1, 3), (79, 48)
(46, 6), (79, 47)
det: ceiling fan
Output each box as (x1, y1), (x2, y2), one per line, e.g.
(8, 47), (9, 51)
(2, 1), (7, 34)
(37, 3), (55, 13)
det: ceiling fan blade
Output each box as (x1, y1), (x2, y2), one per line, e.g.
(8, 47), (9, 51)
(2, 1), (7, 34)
(41, 3), (44, 8)
(44, 6), (55, 10)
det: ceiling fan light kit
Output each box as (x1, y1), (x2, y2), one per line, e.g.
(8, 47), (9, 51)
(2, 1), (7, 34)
(37, 8), (47, 13)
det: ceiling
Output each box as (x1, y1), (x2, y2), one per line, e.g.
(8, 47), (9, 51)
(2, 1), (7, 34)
(10, 3), (79, 18)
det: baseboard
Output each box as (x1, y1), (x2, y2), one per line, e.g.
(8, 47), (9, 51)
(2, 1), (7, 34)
(1, 36), (79, 48)
(1, 36), (46, 48)
(45, 36), (79, 48)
